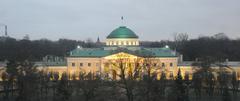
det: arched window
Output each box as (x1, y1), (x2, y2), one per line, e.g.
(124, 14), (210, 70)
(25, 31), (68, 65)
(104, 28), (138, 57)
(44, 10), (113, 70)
(170, 63), (173, 67)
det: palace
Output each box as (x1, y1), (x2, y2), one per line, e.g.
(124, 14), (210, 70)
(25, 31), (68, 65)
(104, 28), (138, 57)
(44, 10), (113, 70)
(39, 26), (179, 79)
(37, 26), (240, 80)
(67, 26), (178, 79)
(1, 26), (240, 80)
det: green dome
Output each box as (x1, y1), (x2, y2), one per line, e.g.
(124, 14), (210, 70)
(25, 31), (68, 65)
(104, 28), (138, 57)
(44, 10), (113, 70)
(107, 26), (139, 38)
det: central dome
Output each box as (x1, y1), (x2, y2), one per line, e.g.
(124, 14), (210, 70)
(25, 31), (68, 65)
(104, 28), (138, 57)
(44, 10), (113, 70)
(107, 26), (139, 39)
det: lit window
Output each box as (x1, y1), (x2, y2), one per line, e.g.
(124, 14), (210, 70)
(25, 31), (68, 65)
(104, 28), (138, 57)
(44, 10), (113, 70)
(88, 63), (91, 67)
(128, 41), (131, 45)
(124, 41), (127, 45)
(80, 63), (83, 67)
(72, 63), (75, 67)
(136, 42), (139, 45)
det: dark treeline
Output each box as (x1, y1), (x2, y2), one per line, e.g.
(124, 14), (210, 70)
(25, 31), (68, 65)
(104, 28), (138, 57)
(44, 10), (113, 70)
(142, 33), (240, 61)
(0, 37), (99, 61)
(1, 33), (240, 61)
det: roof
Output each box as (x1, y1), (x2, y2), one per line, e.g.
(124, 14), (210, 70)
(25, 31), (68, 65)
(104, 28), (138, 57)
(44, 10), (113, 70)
(70, 48), (113, 57)
(107, 26), (139, 39)
(69, 47), (177, 58)
(36, 55), (67, 66)
(35, 61), (67, 66)
(178, 61), (240, 67)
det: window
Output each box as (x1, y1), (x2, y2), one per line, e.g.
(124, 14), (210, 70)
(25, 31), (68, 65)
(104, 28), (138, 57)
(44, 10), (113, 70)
(170, 63), (173, 67)
(136, 42), (139, 45)
(128, 63), (132, 67)
(96, 63), (99, 67)
(169, 71), (174, 79)
(132, 41), (135, 45)
(136, 63), (140, 67)
(105, 63), (109, 67)
(80, 63), (83, 67)
(185, 71), (190, 80)
(162, 63), (165, 67)
(88, 63), (91, 67)
(72, 63), (75, 67)
(124, 41), (127, 45)
(118, 41), (121, 45)
(153, 63), (157, 67)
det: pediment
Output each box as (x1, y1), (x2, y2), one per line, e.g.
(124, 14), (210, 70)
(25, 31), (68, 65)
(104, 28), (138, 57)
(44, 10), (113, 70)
(104, 52), (140, 60)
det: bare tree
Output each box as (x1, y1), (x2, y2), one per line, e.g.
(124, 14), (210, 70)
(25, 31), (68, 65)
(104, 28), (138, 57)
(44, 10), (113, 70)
(56, 72), (72, 101)
(174, 33), (188, 51)
(5, 60), (19, 99)
(107, 55), (142, 101)
(136, 58), (162, 101)
(231, 71), (239, 96)
(76, 71), (101, 101)
(1, 72), (9, 100)
(16, 60), (39, 101)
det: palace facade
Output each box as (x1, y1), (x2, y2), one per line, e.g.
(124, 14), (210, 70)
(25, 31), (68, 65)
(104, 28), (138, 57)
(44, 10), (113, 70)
(67, 26), (179, 79)
(38, 26), (240, 80)
(1, 26), (240, 80)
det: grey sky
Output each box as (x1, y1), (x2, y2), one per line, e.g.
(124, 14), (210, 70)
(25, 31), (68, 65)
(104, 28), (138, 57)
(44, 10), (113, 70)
(0, 0), (240, 41)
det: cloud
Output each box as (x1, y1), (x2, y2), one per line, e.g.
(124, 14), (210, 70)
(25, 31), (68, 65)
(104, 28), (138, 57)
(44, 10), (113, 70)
(0, 0), (240, 40)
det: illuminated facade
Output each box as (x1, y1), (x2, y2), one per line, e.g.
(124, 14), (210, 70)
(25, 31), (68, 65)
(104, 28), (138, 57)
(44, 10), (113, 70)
(36, 26), (240, 80)
(66, 26), (178, 79)
(1, 26), (240, 81)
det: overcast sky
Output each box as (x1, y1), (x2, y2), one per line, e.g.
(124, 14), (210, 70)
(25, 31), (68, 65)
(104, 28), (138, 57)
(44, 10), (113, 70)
(0, 0), (240, 41)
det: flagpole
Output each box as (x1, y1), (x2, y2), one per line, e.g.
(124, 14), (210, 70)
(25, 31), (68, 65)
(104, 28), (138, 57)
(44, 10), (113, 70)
(121, 16), (124, 26)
